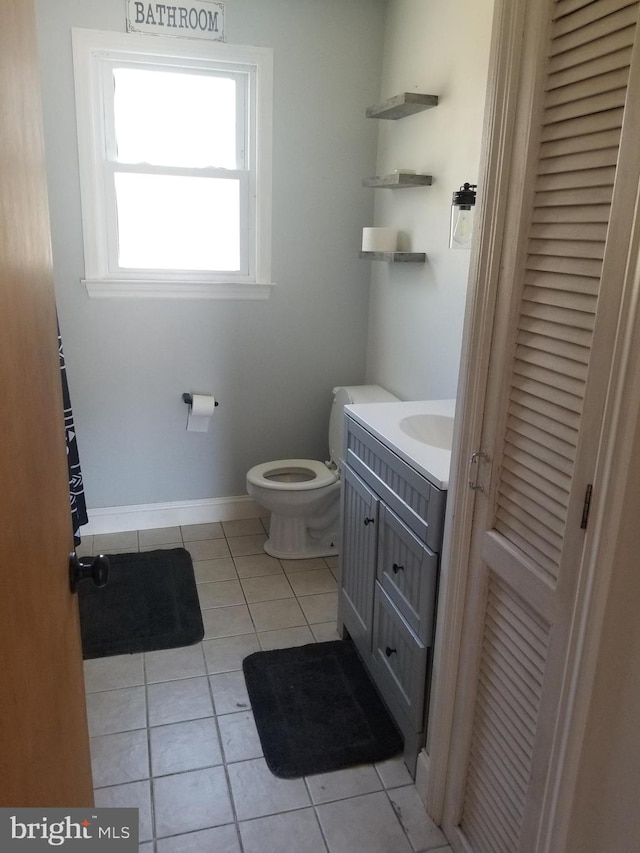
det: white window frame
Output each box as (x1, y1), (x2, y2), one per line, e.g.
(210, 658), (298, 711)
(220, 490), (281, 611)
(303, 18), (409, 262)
(72, 28), (273, 300)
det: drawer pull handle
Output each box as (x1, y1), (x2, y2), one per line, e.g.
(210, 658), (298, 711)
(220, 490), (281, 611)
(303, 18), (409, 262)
(363, 517), (375, 526)
(392, 563), (404, 574)
(385, 646), (397, 658)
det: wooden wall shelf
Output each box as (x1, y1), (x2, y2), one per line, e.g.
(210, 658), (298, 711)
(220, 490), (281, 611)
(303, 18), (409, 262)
(360, 251), (426, 263)
(362, 173), (433, 189)
(366, 92), (438, 120)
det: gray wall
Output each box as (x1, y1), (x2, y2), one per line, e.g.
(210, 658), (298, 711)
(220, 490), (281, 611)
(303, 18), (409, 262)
(365, 0), (494, 401)
(35, 0), (386, 509)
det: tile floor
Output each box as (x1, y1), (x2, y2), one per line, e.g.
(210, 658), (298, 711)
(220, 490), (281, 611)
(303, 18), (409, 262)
(79, 518), (453, 853)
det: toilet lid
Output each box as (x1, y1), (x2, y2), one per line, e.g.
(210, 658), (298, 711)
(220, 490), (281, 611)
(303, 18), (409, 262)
(246, 458), (338, 491)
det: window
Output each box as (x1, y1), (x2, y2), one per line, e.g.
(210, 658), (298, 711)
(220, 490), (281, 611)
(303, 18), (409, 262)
(72, 29), (273, 299)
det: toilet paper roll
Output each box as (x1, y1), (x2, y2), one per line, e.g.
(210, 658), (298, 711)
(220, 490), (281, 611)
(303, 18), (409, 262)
(362, 227), (398, 253)
(187, 394), (217, 432)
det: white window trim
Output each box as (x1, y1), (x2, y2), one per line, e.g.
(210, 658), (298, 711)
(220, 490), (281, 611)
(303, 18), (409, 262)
(71, 28), (274, 300)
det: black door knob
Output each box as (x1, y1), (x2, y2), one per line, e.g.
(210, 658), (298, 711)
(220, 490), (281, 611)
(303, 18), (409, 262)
(69, 552), (109, 594)
(363, 517), (375, 526)
(385, 646), (397, 657)
(392, 563), (404, 574)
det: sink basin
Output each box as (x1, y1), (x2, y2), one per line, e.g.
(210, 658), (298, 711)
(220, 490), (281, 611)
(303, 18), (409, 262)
(399, 413), (454, 450)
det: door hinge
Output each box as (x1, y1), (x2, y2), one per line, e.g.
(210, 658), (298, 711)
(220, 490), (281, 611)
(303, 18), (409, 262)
(580, 484), (593, 530)
(468, 450), (488, 492)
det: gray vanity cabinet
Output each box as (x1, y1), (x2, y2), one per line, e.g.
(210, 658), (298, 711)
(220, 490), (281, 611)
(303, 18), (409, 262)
(338, 413), (446, 774)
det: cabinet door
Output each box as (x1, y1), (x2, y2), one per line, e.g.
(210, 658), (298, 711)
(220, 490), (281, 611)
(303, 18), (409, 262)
(441, 2), (640, 850)
(377, 504), (438, 644)
(339, 465), (379, 659)
(372, 584), (428, 730)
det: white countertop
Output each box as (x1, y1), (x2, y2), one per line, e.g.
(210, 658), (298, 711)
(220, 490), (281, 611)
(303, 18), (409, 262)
(345, 398), (456, 489)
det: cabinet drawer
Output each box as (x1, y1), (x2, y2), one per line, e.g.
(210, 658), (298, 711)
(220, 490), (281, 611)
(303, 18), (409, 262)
(372, 584), (427, 730)
(377, 504), (438, 644)
(345, 417), (446, 552)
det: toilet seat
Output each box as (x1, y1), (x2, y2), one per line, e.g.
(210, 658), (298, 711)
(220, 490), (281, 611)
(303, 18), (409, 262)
(247, 458), (337, 491)
(245, 386), (399, 559)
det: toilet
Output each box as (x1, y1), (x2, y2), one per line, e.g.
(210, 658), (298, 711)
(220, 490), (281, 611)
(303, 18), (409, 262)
(246, 385), (399, 559)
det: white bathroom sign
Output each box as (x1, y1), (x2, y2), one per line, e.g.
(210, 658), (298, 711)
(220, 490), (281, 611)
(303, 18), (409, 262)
(126, 1), (225, 41)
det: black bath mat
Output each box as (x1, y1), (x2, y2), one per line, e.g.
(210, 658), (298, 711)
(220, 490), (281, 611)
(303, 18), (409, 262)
(242, 639), (403, 778)
(79, 548), (204, 659)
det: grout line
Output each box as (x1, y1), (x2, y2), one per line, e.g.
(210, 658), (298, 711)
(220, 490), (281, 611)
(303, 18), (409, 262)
(310, 804), (332, 853)
(141, 651), (157, 850)
(203, 646), (247, 853)
(302, 774), (332, 853)
(201, 620), (253, 853)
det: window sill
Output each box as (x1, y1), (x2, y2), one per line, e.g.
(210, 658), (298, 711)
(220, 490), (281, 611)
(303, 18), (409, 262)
(83, 279), (275, 300)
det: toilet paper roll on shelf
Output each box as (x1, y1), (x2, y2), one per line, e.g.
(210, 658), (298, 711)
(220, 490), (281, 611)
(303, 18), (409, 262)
(183, 392), (218, 432)
(362, 227), (398, 253)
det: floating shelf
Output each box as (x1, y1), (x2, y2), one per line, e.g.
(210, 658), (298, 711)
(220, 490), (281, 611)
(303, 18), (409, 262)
(366, 92), (439, 120)
(360, 251), (426, 263)
(362, 173), (433, 189)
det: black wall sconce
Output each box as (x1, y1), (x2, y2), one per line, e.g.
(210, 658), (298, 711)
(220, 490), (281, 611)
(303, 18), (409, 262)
(450, 183), (477, 249)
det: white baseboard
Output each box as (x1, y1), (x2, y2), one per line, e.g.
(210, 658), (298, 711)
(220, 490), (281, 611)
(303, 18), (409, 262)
(415, 749), (430, 809)
(81, 495), (264, 535)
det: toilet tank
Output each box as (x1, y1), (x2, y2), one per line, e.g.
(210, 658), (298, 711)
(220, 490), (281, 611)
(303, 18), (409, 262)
(328, 385), (399, 467)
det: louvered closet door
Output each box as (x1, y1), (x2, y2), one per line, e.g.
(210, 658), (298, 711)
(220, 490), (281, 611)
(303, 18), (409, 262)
(445, 2), (640, 852)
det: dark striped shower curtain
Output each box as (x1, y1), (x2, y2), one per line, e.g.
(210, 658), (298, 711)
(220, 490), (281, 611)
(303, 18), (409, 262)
(58, 327), (88, 545)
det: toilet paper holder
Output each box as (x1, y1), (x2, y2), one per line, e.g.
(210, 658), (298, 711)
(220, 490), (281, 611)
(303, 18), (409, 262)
(182, 393), (219, 407)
